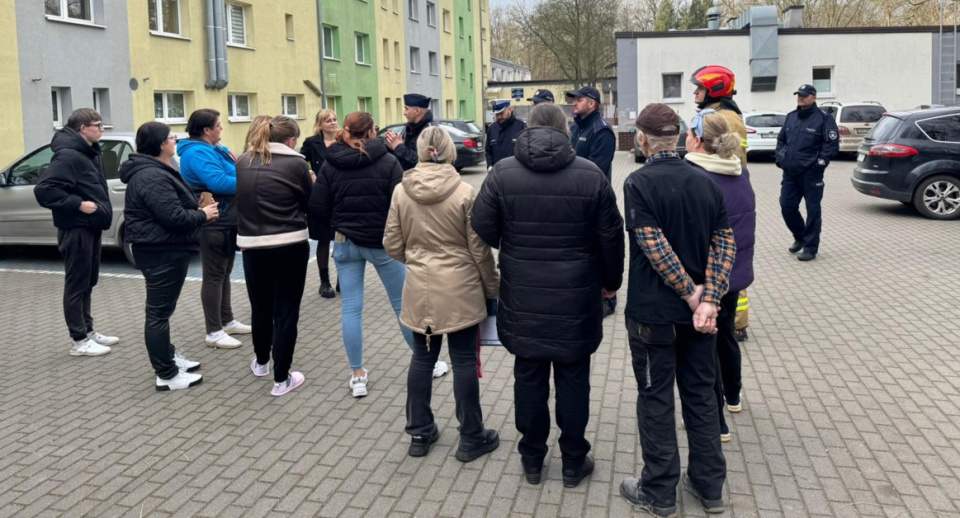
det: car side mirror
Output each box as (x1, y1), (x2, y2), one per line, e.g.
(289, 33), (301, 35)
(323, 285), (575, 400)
(0, 171), (7, 187)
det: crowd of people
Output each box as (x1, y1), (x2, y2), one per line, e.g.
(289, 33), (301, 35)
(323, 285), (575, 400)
(33, 62), (846, 516)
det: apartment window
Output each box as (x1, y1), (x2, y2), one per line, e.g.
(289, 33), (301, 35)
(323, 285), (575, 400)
(285, 14), (294, 40)
(358, 97), (371, 113)
(148, 0), (181, 35)
(385, 98), (392, 121)
(282, 94), (299, 117)
(426, 2), (436, 27)
(458, 16), (463, 37)
(459, 58), (465, 80)
(428, 51), (438, 76)
(442, 9), (451, 32)
(154, 91), (187, 123)
(445, 100), (453, 118)
(458, 100), (466, 118)
(469, 72), (474, 89)
(662, 73), (682, 100)
(396, 97), (402, 121)
(355, 33), (370, 65)
(382, 39), (390, 69)
(325, 96), (340, 117)
(393, 42), (401, 70)
(51, 89), (64, 127)
(92, 88), (111, 124)
(227, 94), (251, 122)
(444, 55), (452, 78)
(467, 0), (471, 11)
(812, 67), (832, 94)
(481, 27), (486, 41)
(430, 99), (440, 114)
(323, 25), (340, 59)
(408, 0), (418, 20)
(410, 46), (421, 73)
(225, 3), (246, 46)
(45, 0), (92, 22)
(468, 35), (473, 51)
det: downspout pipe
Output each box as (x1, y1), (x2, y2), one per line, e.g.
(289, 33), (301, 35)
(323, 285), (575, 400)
(213, 0), (229, 89)
(204, 0), (217, 88)
(317, 0), (327, 107)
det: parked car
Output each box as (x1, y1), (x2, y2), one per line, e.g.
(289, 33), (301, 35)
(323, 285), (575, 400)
(851, 106), (960, 220)
(821, 101), (887, 154)
(634, 120), (688, 162)
(436, 119), (485, 145)
(377, 124), (485, 171)
(743, 111), (786, 155)
(0, 133), (139, 263)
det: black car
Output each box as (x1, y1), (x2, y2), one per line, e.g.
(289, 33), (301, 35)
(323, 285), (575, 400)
(436, 119), (485, 145)
(378, 124), (485, 171)
(634, 120), (688, 162)
(851, 107), (960, 220)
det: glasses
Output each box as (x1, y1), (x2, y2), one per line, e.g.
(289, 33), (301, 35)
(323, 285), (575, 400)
(166, 135), (179, 142)
(84, 122), (104, 131)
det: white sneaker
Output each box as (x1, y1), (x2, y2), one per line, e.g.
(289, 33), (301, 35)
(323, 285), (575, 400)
(433, 360), (449, 378)
(251, 357), (270, 377)
(350, 369), (369, 398)
(223, 320), (252, 335)
(156, 371), (203, 391)
(271, 371), (305, 396)
(205, 331), (242, 349)
(88, 331), (120, 346)
(174, 352), (200, 372)
(70, 339), (111, 357)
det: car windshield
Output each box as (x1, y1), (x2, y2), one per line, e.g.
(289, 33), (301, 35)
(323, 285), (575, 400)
(466, 122), (482, 134)
(841, 106), (886, 123)
(746, 115), (786, 128)
(866, 116), (903, 142)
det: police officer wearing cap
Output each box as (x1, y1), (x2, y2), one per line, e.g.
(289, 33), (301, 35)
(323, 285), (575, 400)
(527, 89), (555, 105)
(567, 87), (616, 183)
(485, 99), (526, 170)
(384, 93), (438, 170)
(775, 84), (839, 262)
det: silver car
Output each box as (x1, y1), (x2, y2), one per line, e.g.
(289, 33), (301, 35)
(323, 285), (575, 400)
(0, 134), (136, 263)
(743, 112), (787, 155)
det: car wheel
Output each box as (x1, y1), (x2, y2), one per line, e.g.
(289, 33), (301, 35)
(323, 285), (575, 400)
(118, 226), (136, 266)
(912, 175), (960, 220)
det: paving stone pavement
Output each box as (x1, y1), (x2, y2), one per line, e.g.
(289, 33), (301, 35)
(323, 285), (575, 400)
(1, 153), (958, 517)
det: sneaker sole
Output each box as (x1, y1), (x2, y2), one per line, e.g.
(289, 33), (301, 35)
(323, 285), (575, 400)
(524, 471), (542, 485)
(70, 349), (111, 357)
(93, 339), (120, 346)
(619, 486), (678, 518)
(156, 377), (203, 391)
(320, 291), (336, 299)
(720, 433), (731, 443)
(455, 437), (499, 463)
(563, 470), (593, 488)
(206, 341), (242, 349)
(726, 403), (742, 413)
(682, 476), (725, 514)
(224, 328), (252, 335)
(352, 387), (368, 398)
(271, 376), (305, 396)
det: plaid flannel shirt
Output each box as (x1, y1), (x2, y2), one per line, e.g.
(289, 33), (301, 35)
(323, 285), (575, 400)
(645, 150), (680, 165)
(634, 227), (736, 304)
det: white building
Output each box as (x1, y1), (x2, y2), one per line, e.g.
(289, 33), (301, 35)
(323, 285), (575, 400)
(491, 57), (532, 82)
(615, 5), (959, 132)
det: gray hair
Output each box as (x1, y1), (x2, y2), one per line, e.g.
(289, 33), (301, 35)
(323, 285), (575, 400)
(641, 132), (679, 153)
(527, 104), (570, 136)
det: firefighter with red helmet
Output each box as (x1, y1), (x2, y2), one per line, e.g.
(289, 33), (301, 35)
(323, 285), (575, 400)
(690, 65), (748, 165)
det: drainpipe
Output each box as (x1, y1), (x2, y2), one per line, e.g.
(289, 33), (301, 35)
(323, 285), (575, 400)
(316, 0), (327, 107)
(213, 0), (229, 88)
(204, 0), (217, 88)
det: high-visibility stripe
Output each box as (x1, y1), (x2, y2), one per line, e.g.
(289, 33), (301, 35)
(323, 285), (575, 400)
(737, 304), (749, 311)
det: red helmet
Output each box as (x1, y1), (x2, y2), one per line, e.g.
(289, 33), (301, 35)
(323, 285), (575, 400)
(690, 65), (736, 98)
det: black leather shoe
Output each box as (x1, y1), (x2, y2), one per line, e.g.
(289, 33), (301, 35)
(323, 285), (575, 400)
(797, 250), (817, 261)
(408, 428), (439, 457)
(562, 454), (594, 488)
(619, 477), (678, 517)
(521, 457), (543, 485)
(788, 240), (803, 253)
(682, 473), (725, 514)
(735, 328), (748, 342)
(319, 281), (335, 299)
(455, 429), (499, 463)
(602, 299), (615, 318)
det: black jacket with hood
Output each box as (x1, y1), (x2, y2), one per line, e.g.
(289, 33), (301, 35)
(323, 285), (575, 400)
(309, 138), (403, 249)
(120, 154), (206, 253)
(470, 126), (625, 363)
(34, 127), (113, 231)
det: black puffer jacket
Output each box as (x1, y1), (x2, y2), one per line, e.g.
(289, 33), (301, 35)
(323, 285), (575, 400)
(120, 154), (206, 251)
(34, 127), (113, 230)
(471, 126), (625, 362)
(308, 139), (403, 249)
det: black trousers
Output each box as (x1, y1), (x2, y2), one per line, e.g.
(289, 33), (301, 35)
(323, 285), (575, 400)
(200, 227), (237, 333)
(141, 254), (191, 380)
(243, 242), (309, 383)
(626, 317), (726, 506)
(514, 356), (591, 470)
(780, 169), (825, 254)
(714, 291), (742, 430)
(56, 227), (101, 341)
(405, 325), (485, 445)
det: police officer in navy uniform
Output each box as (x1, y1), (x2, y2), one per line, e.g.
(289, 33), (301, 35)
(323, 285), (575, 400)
(485, 99), (526, 171)
(527, 89), (555, 105)
(384, 93), (438, 170)
(775, 84), (839, 262)
(567, 87), (616, 183)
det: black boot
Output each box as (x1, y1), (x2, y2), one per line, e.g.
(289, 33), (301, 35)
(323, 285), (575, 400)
(319, 269), (335, 298)
(735, 328), (748, 342)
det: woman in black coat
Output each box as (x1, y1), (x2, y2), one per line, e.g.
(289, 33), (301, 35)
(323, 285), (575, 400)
(301, 109), (339, 298)
(121, 122), (219, 391)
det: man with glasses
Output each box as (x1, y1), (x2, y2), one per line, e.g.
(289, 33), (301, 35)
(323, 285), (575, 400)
(775, 84), (839, 262)
(35, 108), (120, 357)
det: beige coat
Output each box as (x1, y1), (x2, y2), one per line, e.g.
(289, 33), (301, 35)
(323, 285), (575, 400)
(384, 162), (499, 336)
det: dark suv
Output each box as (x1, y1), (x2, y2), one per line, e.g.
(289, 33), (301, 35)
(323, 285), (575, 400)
(851, 107), (960, 220)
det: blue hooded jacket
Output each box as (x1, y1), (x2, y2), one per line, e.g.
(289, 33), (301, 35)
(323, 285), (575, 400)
(177, 139), (237, 228)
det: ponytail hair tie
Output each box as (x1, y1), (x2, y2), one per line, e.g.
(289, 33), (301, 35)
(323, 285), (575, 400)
(430, 149), (441, 163)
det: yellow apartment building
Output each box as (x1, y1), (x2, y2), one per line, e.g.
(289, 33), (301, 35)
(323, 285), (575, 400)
(376, 0), (407, 126)
(0, 0), (24, 166)
(439, 0), (457, 119)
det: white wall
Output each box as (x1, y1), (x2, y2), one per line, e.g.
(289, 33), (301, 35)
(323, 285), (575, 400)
(628, 31), (932, 126)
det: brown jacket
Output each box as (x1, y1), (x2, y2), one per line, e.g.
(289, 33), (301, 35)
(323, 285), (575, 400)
(384, 162), (499, 335)
(705, 101), (748, 165)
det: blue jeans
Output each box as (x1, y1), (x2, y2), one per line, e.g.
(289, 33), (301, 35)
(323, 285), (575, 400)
(333, 239), (414, 370)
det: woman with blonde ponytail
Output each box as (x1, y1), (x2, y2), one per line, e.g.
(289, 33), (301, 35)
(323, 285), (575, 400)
(685, 109), (756, 443)
(236, 115), (313, 397)
(301, 109), (340, 298)
(384, 126), (501, 461)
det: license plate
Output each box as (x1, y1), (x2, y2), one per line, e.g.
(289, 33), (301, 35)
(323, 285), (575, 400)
(857, 153), (865, 163)
(762, 132), (776, 138)
(856, 128), (869, 135)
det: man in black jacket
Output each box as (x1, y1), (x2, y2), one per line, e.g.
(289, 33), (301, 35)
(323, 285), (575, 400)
(34, 108), (119, 357)
(485, 99), (526, 170)
(472, 103), (624, 489)
(384, 93), (437, 170)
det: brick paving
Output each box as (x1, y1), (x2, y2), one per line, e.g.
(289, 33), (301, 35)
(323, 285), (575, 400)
(1, 153), (959, 517)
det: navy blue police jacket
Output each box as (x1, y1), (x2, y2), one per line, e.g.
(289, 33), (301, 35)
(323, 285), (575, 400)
(570, 110), (616, 182)
(775, 104), (840, 172)
(485, 115), (526, 167)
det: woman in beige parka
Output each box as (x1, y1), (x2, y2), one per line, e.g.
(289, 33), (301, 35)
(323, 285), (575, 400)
(384, 126), (501, 463)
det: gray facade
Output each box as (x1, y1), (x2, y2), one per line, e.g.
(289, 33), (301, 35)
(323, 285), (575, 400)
(404, 0), (442, 115)
(16, 0), (134, 152)
(615, 37), (638, 132)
